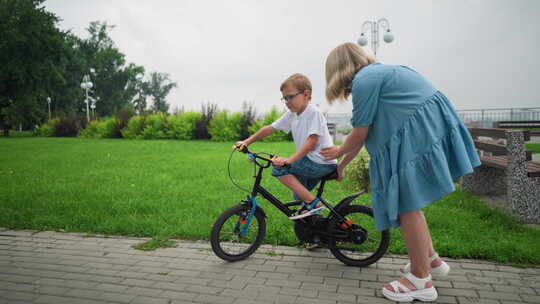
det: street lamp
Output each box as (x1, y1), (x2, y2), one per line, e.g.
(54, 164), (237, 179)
(80, 73), (93, 123)
(89, 97), (95, 119)
(46, 97), (51, 120)
(357, 18), (394, 57)
(89, 96), (99, 119)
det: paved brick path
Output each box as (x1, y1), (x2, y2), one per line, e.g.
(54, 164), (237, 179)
(0, 228), (539, 304)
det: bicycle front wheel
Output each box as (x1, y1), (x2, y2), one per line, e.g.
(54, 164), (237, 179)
(210, 203), (266, 262)
(327, 204), (390, 267)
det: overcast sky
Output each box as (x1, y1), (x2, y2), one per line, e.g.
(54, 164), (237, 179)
(44, 0), (540, 115)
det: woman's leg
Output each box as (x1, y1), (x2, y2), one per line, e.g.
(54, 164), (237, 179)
(385, 209), (432, 291)
(399, 210), (445, 274)
(421, 211), (436, 257)
(421, 211), (444, 268)
(401, 210), (431, 278)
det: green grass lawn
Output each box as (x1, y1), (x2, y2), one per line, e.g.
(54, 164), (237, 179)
(1, 137), (539, 265)
(525, 143), (540, 154)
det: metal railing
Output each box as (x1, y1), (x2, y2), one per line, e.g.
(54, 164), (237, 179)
(457, 107), (540, 128)
(325, 113), (353, 129)
(325, 107), (540, 129)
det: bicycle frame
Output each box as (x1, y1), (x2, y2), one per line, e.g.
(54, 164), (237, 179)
(214, 147), (389, 266)
(249, 160), (328, 217)
(242, 150), (358, 227)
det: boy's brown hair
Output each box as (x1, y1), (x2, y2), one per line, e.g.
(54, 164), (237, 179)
(280, 73), (312, 96)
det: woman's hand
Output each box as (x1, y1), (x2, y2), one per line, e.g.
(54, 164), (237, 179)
(271, 156), (289, 167)
(321, 146), (341, 160)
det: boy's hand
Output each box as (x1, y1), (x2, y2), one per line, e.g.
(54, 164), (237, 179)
(321, 146), (341, 160)
(233, 141), (247, 151)
(271, 156), (289, 167)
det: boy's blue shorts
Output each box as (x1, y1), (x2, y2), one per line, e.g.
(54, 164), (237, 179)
(271, 156), (337, 200)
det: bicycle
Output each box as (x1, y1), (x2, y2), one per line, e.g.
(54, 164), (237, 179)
(210, 145), (390, 267)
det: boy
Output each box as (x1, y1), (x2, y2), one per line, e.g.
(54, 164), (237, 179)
(236, 73), (345, 220)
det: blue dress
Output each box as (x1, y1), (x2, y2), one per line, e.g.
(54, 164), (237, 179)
(350, 63), (480, 231)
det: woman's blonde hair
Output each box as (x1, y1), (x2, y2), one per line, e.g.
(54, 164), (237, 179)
(325, 42), (375, 103)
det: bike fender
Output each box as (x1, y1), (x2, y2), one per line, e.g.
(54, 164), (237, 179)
(255, 206), (267, 218)
(334, 191), (366, 213)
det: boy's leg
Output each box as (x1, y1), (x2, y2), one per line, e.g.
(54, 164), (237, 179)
(272, 157), (317, 204)
(277, 175), (315, 203)
(272, 156), (334, 215)
(288, 162), (336, 208)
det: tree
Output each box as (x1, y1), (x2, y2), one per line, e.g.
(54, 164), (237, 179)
(51, 33), (87, 116)
(132, 75), (149, 114)
(146, 72), (177, 113)
(78, 21), (145, 117)
(0, 6), (173, 134)
(0, 0), (69, 136)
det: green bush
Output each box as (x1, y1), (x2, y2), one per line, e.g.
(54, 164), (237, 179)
(230, 112), (243, 135)
(10, 130), (34, 137)
(80, 120), (100, 138)
(122, 115), (145, 139)
(249, 106), (290, 142)
(142, 113), (170, 139)
(209, 111), (242, 141)
(81, 118), (121, 138)
(100, 117), (121, 138)
(116, 104), (136, 131)
(194, 103), (217, 139)
(36, 118), (60, 137)
(54, 116), (83, 137)
(345, 148), (371, 192)
(167, 112), (202, 140)
(239, 102), (256, 139)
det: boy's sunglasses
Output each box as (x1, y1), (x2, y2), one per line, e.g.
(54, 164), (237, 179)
(281, 90), (304, 103)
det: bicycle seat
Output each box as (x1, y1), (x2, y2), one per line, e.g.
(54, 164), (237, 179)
(321, 170), (338, 181)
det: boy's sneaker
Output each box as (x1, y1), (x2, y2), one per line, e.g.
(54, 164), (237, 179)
(305, 236), (322, 250)
(305, 242), (320, 250)
(289, 206), (324, 220)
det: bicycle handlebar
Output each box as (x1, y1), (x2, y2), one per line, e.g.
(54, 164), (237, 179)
(233, 144), (291, 169)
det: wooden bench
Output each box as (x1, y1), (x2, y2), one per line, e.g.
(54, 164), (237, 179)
(463, 128), (540, 224)
(494, 120), (540, 136)
(469, 128), (540, 178)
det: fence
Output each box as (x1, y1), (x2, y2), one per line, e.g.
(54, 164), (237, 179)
(325, 107), (540, 129)
(457, 107), (540, 128)
(325, 113), (352, 128)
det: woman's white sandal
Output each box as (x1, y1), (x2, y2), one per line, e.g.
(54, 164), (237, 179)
(382, 273), (438, 302)
(400, 252), (450, 277)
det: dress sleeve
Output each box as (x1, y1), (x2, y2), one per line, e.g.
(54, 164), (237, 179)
(271, 111), (293, 133)
(350, 68), (386, 127)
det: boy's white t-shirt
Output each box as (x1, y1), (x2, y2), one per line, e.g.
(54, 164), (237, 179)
(271, 104), (337, 165)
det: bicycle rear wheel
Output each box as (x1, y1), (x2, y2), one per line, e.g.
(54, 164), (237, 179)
(210, 203), (266, 261)
(327, 204), (390, 267)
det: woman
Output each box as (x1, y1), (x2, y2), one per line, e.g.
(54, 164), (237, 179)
(321, 42), (480, 302)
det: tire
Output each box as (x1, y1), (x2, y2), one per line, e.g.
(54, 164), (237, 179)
(327, 204), (390, 267)
(210, 203), (266, 262)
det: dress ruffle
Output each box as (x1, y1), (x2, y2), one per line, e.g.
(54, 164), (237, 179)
(369, 91), (481, 231)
